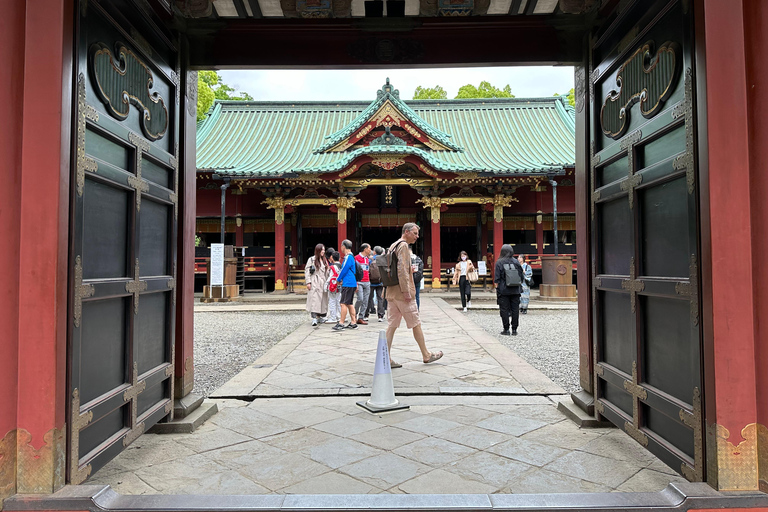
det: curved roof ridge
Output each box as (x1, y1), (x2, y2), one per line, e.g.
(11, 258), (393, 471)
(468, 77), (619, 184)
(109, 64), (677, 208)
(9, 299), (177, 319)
(313, 78), (461, 153)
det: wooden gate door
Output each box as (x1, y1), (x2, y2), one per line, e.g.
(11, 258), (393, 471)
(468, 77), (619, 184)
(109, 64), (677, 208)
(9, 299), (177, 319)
(68, 0), (180, 483)
(590, 0), (703, 480)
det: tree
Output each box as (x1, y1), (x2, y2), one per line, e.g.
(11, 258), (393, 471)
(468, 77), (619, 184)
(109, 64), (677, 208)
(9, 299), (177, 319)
(196, 70), (254, 121)
(413, 85), (448, 100)
(455, 81), (514, 99)
(554, 88), (576, 107)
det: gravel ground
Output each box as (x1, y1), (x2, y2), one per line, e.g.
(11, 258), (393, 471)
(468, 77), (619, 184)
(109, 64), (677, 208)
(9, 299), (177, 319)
(466, 309), (580, 393)
(193, 311), (307, 396)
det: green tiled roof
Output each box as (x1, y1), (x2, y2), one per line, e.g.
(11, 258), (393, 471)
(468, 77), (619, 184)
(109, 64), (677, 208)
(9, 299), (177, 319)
(196, 94), (575, 178)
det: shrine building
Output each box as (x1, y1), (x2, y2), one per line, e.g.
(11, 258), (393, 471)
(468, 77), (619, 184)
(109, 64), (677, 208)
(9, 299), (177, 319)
(195, 79), (576, 291)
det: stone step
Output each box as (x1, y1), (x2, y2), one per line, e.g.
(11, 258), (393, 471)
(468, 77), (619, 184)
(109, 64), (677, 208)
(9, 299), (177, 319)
(149, 400), (218, 434)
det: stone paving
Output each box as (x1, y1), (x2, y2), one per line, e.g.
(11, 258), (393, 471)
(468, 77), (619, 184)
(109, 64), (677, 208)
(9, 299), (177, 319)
(90, 297), (687, 495)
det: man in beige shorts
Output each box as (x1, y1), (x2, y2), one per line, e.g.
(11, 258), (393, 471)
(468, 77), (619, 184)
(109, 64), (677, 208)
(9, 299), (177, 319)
(385, 223), (444, 368)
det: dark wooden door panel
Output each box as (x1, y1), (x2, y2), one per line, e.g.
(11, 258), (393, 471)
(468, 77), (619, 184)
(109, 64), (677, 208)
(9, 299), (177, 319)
(590, 0), (703, 481)
(68, 0), (179, 484)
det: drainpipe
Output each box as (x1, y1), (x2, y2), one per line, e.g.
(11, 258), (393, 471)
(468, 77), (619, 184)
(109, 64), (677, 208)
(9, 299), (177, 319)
(549, 178), (558, 256)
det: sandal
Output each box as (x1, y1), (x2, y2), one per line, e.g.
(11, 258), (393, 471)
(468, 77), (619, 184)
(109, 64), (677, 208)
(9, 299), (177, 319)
(423, 351), (443, 364)
(390, 360), (403, 369)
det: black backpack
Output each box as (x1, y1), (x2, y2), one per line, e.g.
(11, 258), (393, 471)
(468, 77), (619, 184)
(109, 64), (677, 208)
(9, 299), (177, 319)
(376, 241), (404, 287)
(355, 259), (364, 281)
(504, 263), (522, 287)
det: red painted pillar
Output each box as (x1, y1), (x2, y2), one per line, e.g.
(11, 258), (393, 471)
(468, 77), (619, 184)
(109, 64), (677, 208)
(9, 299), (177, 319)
(702, 0), (765, 491)
(480, 213), (489, 256)
(494, 218), (504, 260)
(0, 0), (26, 501)
(274, 211), (286, 291)
(15, 0), (73, 495)
(430, 208), (441, 288)
(337, 207), (347, 249)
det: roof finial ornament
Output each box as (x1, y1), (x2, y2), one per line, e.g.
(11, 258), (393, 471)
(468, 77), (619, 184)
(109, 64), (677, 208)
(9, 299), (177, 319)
(377, 78), (400, 100)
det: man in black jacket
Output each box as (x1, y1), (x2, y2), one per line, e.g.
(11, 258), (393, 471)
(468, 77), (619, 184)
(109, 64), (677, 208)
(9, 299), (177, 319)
(493, 244), (524, 335)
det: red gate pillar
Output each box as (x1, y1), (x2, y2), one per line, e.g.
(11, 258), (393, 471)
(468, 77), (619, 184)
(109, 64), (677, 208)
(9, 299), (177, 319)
(702, 0), (768, 491)
(430, 205), (441, 289)
(12, 0), (73, 496)
(0, 0), (27, 502)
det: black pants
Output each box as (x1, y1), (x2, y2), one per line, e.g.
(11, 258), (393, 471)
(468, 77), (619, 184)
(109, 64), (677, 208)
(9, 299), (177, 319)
(498, 293), (521, 331)
(368, 285), (385, 318)
(459, 275), (472, 307)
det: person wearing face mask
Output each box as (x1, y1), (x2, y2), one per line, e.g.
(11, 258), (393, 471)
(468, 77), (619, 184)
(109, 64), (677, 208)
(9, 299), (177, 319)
(451, 250), (476, 312)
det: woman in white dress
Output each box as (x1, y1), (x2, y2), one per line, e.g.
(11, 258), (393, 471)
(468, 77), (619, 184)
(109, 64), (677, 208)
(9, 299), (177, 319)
(305, 244), (330, 326)
(518, 254), (533, 314)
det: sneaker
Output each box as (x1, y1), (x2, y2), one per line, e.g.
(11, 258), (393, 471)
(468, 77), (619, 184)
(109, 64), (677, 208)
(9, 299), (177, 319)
(347, 323), (358, 329)
(500, 330), (510, 335)
(511, 329), (518, 336)
(332, 323), (344, 331)
(311, 318), (318, 327)
(318, 317), (327, 324)
(378, 317), (383, 322)
(356, 319), (368, 325)
(363, 316), (369, 321)
(467, 301), (472, 308)
(463, 307), (467, 312)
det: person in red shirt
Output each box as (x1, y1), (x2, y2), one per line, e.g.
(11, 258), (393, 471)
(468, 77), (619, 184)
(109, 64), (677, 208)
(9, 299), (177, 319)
(354, 243), (372, 325)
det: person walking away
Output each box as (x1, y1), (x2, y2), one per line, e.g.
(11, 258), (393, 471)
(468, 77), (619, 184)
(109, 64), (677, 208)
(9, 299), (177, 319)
(385, 223), (443, 368)
(494, 244), (524, 335)
(518, 254), (533, 314)
(334, 239), (358, 331)
(411, 252), (424, 310)
(451, 250), (476, 311)
(326, 251), (342, 324)
(305, 244), (330, 326)
(355, 243), (372, 324)
(368, 246), (386, 322)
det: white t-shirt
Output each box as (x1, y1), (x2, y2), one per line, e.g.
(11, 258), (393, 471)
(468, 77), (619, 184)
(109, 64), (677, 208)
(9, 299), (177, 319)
(460, 261), (468, 276)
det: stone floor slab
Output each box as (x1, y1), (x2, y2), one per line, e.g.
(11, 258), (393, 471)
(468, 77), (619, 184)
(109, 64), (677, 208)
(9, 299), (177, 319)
(393, 437), (477, 467)
(543, 450), (644, 488)
(338, 453), (430, 490)
(397, 468), (499, 494)
(279, 471), (377, 494)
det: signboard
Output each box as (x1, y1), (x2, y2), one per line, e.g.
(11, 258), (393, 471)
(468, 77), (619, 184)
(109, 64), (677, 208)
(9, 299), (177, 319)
(478, 261), (487, 276)
(210, 243), (224, 286)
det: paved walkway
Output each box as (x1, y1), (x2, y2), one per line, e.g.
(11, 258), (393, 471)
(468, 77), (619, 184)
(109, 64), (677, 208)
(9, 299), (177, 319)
(90, 297), (686, 495)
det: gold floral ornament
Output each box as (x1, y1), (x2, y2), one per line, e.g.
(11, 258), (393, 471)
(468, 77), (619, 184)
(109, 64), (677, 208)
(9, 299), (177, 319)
(262, 196), (287, 225)
(493, 193), (514, 222)
(333, 196), (361, 224)
(416, 196), (443, 223)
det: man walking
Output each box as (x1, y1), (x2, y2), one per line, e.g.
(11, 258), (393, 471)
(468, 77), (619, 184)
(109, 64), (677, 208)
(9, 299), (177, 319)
(493, 244), (524, 335)
(334, 239), (358, 331)
(385, 223), (443, 367)
(355, 243), (372, 325)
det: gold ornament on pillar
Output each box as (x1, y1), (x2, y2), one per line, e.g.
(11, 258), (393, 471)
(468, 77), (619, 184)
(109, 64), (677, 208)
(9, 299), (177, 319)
(262, 196), (286, 225)
(493, 194), (513, 222)
(416, 196), (443, 223)
(334, 196), (361, 224)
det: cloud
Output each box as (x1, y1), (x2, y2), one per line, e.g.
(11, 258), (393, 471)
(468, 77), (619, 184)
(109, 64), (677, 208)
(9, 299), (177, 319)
(217, 66), (574, 101)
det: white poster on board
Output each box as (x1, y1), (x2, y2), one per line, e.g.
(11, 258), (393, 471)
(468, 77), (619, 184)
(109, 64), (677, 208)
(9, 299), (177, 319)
(477, 261), (487, 276)
(210, 243), (224, 286)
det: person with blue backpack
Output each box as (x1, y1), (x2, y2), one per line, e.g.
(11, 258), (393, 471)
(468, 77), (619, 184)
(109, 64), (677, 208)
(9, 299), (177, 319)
(494, 244), (524, 336)
(333, 239), (358, 331)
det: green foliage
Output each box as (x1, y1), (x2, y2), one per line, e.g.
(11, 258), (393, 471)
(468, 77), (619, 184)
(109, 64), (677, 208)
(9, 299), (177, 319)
(413, 85), (448, 100)
(554, 88), (576, 107)
(195, 235), (203, 247)
(455, 81), (514, 99)
(196, 71), (254, 122)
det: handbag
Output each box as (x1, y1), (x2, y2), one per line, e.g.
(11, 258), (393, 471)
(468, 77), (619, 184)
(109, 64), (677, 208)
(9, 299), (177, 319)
(467, 268), (479, 283)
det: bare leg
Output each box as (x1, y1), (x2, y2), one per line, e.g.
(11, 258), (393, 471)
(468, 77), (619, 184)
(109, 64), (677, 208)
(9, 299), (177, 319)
(339, 304), (347, 325)
(412, 324), (431, 361)
(347, 304), (357, 323)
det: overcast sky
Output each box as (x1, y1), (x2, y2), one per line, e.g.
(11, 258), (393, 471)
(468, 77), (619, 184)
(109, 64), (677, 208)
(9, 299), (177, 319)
(218, 66), (574, 102)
